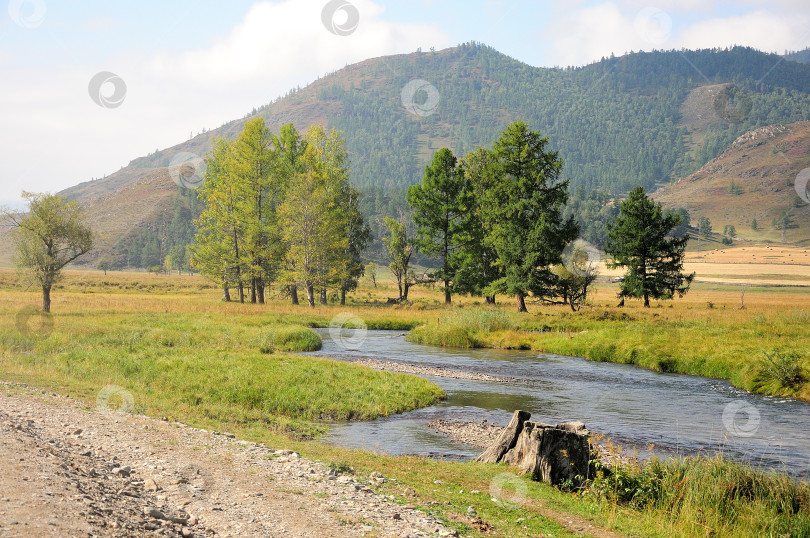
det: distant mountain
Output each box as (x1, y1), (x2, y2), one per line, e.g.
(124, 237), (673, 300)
(46, 44), (810, 266)
(653, 121), (810, 246)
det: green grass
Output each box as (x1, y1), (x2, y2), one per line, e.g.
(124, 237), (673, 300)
(260, 324), (322, 352)
(0, 303), (443, 439)
(407, 308), (515, 348)
(588, 454), (810, 536)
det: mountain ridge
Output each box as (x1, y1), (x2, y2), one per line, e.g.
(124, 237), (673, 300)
(17, 43), (810, 266)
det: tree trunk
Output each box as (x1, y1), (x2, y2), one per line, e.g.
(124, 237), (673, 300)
(290, 284), (299, 305)
(485, 295), (495, 305)
(397, 278), (403, 299)
(238, 281), (245, 304)
(340, 287), (347, 306)
(257, 279), (265, 304)
(222, 284), (231, 302)
(42, 285), (51, 313)
(444, 281), (451, 305)
(319, 288), (327, 305)
(516, 292), (527, 313)
(306, 285), (315, 308)
(643, 293), (650, 308)
(250, 278), (257, 304)
(403, 281), (410, 300)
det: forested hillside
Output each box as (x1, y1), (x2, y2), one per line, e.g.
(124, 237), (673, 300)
(56, 44), (810, 266)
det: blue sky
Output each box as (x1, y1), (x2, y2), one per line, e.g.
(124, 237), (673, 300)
(1, 0), (809, 207)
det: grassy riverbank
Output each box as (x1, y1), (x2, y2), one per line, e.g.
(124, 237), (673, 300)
(408, 292), (810, 401)
(0, 289), (443, 439)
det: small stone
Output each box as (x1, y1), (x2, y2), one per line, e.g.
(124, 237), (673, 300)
(144, 478), (159, 491)
(71, 428), (82, 435)
(188, 516), (198, 526)
(467, 506), (477, 517)
(113, 466), (132, 478)
(143, 507), (166, 520)
(404, 488), (417, 498)
(181, 527), (193, 537)
(433, 480), (443, 485)
(392, 513), (401, 521)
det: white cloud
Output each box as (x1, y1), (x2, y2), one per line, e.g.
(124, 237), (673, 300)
(547, 1), (810, 67)
(0, 0), (450, 202)
(679, 11), (809, 53)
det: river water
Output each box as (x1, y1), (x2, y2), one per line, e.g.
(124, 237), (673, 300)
(303, 329), (810, 479)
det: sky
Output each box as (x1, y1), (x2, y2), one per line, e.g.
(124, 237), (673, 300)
(1, 0), (809, 208)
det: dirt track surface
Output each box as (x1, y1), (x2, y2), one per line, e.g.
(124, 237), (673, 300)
(0, 382), (457, 537)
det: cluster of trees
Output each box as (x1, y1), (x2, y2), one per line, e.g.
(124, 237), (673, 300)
(189, 119), (369, 307)
(3, 121), (695, 315)
(396, 122), (693, 312)
(393, 122), (588, 312)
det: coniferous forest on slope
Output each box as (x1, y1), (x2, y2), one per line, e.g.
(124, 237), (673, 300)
(111, 44), (810, 266)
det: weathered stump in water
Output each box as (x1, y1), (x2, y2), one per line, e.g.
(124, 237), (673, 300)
(476, 410), (591, 487)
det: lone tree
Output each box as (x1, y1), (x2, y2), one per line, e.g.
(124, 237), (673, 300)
(407, 148), (466, 305)
(383, 217), (413, 300)
(9, 192), (94, 312)
(605, 186), (694, 307)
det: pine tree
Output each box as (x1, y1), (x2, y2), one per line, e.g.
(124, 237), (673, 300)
(605, 186), (694, 307)
(407, 148), (466, 304)
(480, 121), (578, 312)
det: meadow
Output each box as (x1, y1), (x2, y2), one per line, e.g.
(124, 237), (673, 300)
(1, 265), (809, 536)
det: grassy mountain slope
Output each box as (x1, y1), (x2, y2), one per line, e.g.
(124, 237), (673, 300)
(654, 122), (810, 244)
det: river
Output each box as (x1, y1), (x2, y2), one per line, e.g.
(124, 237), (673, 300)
(303, 328), (810, 479)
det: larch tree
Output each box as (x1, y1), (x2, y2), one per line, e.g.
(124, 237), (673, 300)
(275, 123), (307, 305)
(453, 147), (500, 304)
(278, 170), (346, 307)
(231, 117), (283, 304)
(605, 186), (694, 307)
(9, 192), (94, 312)
(481, 121), (579, 312)
(407, 148), (466, 305)
(190, 138), (245, 302)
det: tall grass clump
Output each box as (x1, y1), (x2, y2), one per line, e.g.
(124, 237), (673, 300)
(751, 349), (808, 395)
(406, 308), (514, 348)
(260, 324), (322, 353)
(589, 454), (810, 535)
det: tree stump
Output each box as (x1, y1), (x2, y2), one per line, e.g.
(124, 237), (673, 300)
(477, 410), (591, 487)
(475, 410), (531, 464)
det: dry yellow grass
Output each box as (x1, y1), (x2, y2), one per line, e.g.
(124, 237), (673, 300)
(599, 244), (810, 286)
